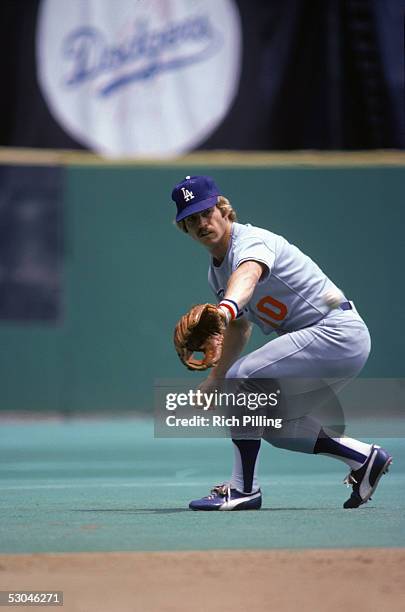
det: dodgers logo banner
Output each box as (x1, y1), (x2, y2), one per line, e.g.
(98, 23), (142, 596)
(36, 0), (242, 158)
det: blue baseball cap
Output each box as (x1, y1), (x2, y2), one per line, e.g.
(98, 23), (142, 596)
(171, 175), (220, 222)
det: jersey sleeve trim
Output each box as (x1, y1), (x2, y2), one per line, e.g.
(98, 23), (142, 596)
(236, 257), (271, 283)
(233, 236), (275, 283)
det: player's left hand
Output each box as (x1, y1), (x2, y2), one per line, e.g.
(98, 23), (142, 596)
(174, 303), (227, 371)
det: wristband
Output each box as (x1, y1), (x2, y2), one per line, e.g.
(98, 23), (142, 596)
(218, 299), (239, 322)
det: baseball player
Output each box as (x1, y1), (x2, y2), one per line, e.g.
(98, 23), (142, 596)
(171, 175), (392, 510)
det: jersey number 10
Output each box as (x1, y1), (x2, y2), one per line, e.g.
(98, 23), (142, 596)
(256, 295), (288, 328)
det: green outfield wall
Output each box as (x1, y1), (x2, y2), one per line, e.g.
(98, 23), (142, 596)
(0, 156), (404, 412)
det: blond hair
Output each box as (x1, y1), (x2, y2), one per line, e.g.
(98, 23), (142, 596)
(176, 196), (237, 233)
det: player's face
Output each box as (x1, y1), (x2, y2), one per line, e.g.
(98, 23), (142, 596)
(184, 206), (230, 247)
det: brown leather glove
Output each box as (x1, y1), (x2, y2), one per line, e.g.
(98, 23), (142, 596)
(174, 303), (227, 371)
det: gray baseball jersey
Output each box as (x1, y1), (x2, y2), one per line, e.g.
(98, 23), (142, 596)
(208, 222), (344, 334)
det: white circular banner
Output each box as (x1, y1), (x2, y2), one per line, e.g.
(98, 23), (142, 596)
(36, 0), (242, 158)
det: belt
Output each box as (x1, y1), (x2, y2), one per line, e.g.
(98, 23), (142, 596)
(287, 300), (354, 332)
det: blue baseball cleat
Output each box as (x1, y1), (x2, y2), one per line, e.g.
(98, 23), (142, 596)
(343, 445), (392, 509)
(189, 483), (262, 511)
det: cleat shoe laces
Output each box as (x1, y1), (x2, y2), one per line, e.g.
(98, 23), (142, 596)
(189, 483), (262, 511)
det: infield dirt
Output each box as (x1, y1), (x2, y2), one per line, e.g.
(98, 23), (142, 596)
(1, 548), (404, 612)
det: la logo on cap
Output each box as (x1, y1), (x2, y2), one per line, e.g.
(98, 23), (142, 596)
(181, 188), (194, 202)
(181, 177), (195, 202)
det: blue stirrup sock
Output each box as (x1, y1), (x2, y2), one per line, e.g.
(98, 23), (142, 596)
(230, 439), (261, 493)
(314, 427), (371, 470)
